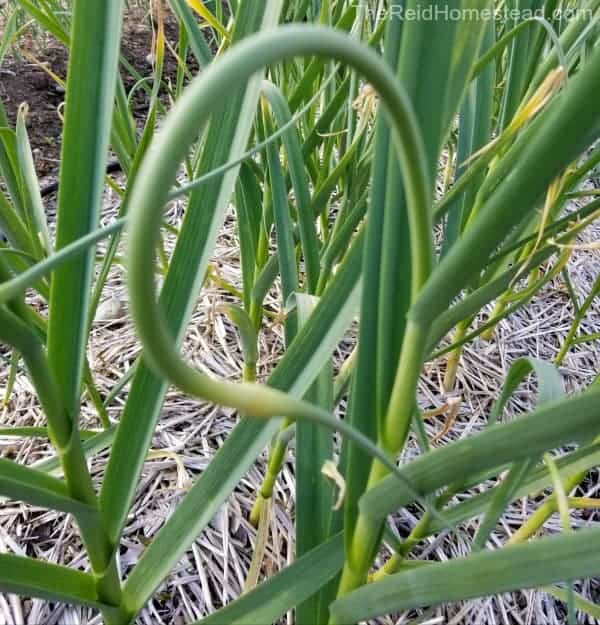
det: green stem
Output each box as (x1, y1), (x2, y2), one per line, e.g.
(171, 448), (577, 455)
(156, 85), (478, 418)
(249, 420), (291, 526)
(336, 314), (450, 606)
(126, 24), (431, 418)
(383, 320), (428, 453)
(0, 307), (122, 607)
(332, 459), (390, 622)
(242, 362), (257, 383)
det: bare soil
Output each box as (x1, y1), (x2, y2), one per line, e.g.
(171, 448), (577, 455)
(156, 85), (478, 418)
(0, 6), (195, 178)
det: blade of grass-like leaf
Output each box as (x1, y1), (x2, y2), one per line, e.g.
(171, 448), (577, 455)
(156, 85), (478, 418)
(545, 584), (600, 620)
(319, 189), (368, 285)
(0, 426), (97, 439)
(360, 386), (600, 522)
(428, 440), (600, 535)
(0, 304), (71, 452)
(0, 457), (96, 518)
(0, 554), (111, 610)
(13, 0), (69, 44)
(428, 194), (600, 352)
(287, 4), (357, 111)
(472, 357), (564, 551)
(262, 81), (320, 293)
(294, 293), (334, 625)
(33, 425), (118, 476)
(443, 18), (494, 253)
(0, 554), (123, 623)
(46, 0), (124, 417)
(471, 18), (536, 80)
(112, 77), (137, 170)
(15, 105), (52, 256)
(87, 97), (159, 330)
(309, 122), (370, 221)
(529, 0), (600, 91)
(187, 0), (229, 40)
(234, 162), (263, 311)
(0, 122), (26, 219)
(168, 0), (213, 67)
(523, 0), (562, 87)
(262, 101), (299, 315)
(398, 0), (490, 177)
(196, 534), (343, 625)
(432, 249), (572, 360)
(0, 301), (122, 607)
(0, 219), (125, 305)
(0, 9), (17, 66)
(441, 0), (494, 124)
(100, 0), (284, 545)
(489, 357), (564, 423)
(414, 41), (600, 324)
(499, 0), (537, 130)
(251, 253), (280, 306)
(0, 188), (34, 254)
(331, 526), (600, 623)
(302, 75), (350, 158)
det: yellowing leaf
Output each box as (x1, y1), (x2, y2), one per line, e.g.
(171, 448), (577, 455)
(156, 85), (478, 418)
(187, 0), (229, 38)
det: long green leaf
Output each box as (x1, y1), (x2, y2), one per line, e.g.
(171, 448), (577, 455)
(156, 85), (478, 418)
(196, 534), (343, 625)
(0, 554), (112, 612)
(262, 101), (299, 314)
(472, 357), (564, 551)
(294, 293), (334, 624)
(341, 12), (403, 561)
(0, 187), (34, 254)
(489, 357), (564, 423)
(168, 0), (214, 68)
(425, 441), (600, 537)
(414, 38), (600, 323)
(15, 105), (52, 255)
(262, 81), (320, 293)
(46, 0), (124, 417)
(100, 0), (284, 545)
(0, 457), (96, 518)
(360, 386), (600, 522)
(0, 123), (26, 220)
(443, 18), (495, 252)
(235, 163), (263, 310)
(331, 526), (600, 623)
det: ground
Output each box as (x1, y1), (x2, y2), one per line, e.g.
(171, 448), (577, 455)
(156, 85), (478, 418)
(0, 7), (600, 625)
(0, 5), (189, 178)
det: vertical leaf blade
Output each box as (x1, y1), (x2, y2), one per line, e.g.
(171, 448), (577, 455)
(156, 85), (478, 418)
(46, 0), (124, 416)
(100, 0), (284, 544)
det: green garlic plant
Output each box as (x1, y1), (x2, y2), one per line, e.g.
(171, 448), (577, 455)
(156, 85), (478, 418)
(0, 1), (599, 624)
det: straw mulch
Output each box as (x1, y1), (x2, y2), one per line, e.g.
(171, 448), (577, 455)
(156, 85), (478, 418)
(0, 176), (599, 624)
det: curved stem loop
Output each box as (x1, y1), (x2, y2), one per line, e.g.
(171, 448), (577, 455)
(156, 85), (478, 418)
(126, 24), (433, 415)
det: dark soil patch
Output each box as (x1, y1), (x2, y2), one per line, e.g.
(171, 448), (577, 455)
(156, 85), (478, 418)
(0, 6), (204, 180)
(0, 41), (66, 178)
